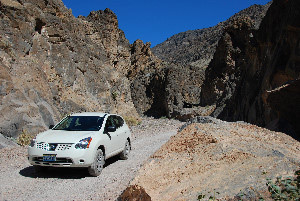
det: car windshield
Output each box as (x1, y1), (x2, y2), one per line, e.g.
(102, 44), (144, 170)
(53, 116), (104, 131)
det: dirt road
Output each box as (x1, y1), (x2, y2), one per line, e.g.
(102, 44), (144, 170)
(0, 118), (183, 200)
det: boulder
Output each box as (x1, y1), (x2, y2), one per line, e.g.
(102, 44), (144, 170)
(119, 185), (151, 201)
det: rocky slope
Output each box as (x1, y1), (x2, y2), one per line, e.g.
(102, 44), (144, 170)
(200, 0), (300, 139)
(120, 117), (300, 200)
(0, 133), (17, 148)
(0, 0), (163, 138)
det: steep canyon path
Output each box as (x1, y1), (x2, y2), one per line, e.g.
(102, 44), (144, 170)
(0, 118), (183, 200)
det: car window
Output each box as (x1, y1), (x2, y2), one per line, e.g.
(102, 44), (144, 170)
(104, 116), (115, 131)
(104, 115), (124, 131)
(114, 116), (124, 128)
(53, 116), (104, 131)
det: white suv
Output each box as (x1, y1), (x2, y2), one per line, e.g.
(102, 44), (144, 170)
(28, 112), (132, 176)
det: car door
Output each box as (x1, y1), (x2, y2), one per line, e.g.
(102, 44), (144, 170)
(113, 115), (128, 150)
(103, 116), (120, 154)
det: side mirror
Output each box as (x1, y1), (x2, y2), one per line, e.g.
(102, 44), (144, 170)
(49, 125), (54, 129)
(107, 126), (116, 132)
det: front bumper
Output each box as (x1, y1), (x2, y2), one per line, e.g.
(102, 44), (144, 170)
(28, 144), (95, 168)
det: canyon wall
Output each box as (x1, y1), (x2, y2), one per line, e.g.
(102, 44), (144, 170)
(0, 0), (161, 137)
(200, 0), (300, 139)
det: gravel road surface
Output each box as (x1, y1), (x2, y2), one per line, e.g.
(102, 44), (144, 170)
(0, 118), (183, 201)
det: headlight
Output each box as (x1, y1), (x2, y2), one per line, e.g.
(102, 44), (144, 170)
(75, 137), (92, 149)
(29, 138), (36, 147)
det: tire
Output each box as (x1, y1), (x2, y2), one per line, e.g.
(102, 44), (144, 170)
(34, 165), (48, 174)
(88, 149), (105, 177)
(119, 140), (131, 160)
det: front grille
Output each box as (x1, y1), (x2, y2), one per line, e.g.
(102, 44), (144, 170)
(36, 142), (49, 150)
(36, 142), (73, 151)
(56, 144), (72, 151)
(33, 157), (73, 164)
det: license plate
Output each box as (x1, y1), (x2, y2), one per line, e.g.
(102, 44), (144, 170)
(43, 154), (56, 162)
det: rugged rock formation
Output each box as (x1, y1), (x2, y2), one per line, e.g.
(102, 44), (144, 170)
(0, 0), (161, 137)
(128, 40), (166, 117)
(200, 0), (300, 139)
(130, 3), (270, 121)
(120, 118), (300, 200)
(200, 16), (256, 116)
(144, 3), (270, 120)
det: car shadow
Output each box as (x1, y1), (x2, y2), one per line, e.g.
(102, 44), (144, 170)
(104, 155), (121, 168)
(19, 166), (90, 179)
(20, 156), (121, 179)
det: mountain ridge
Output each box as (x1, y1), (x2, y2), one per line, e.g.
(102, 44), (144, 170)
(152, 2), (271, 68)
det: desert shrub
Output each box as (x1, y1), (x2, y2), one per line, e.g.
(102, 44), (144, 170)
(266, 170), (300, 200)
(197, 190), (220, 200)
(111, 91), (118, 101)
(17, 129), (34, 146)
(124, 116), (141, 127)
(196, 170), (300, 200)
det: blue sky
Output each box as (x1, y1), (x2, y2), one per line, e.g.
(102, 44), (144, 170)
(62, 0), (270, 47)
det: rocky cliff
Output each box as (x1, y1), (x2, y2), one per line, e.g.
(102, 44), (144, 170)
(200, 0), (300, 139)
(0, 0), (161, 137)
(120, 117), (300, 200)
(128, 39), (166, 117)
(141, 3), (271, 120)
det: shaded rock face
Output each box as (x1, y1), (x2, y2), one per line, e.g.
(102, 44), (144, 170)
(124, 121), (300, 200)
(128, 40), (167, 117)
(0, 0), (162, 137)
(163, 64), (206, 120)
(147, 3), (270, 120)
(200, 0), (300, 139)
(200, 17), (257, 116)
(265, 79), (300, 140)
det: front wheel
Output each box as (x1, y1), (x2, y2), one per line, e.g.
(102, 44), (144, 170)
(88, 149), (105, 177)
(119, 140), (131, 160)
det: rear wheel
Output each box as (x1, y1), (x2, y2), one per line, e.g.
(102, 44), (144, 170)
(88, 149), (105, 177)
(119, 140), (131, 160)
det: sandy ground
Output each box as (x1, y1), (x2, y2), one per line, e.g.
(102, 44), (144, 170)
(0, 118), (183, 201)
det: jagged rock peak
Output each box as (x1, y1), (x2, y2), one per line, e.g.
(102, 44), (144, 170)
(1, 0), (69, 12)
(86, 8), (118, 25)
(131, 40), (153, 60)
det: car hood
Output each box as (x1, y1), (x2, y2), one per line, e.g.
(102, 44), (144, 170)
(36, 130), (98, 143)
